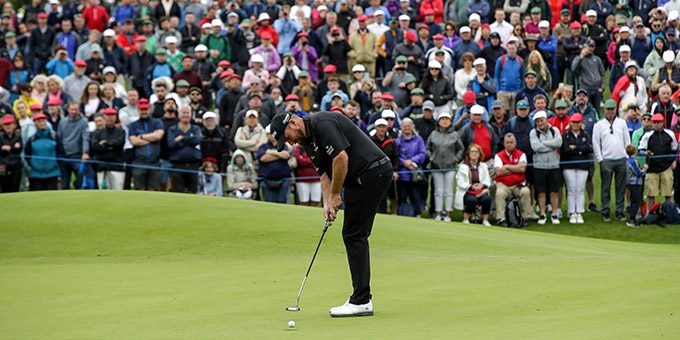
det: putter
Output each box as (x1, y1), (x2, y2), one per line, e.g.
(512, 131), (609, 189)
(286, 220), (331, 312)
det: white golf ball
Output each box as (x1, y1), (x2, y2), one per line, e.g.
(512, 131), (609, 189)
(288, 320), (296, 328)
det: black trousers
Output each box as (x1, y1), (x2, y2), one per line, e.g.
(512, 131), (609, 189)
(343, 162), (392, 305)
(29, 177), (59, 191)
(170, 162), (199, 193)
(0, 167), (22, 193)
(629, 184), (642, 221)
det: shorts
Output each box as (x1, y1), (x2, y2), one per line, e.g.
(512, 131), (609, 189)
(131, 162), (161, 190)
(533, 168), (562, 194)
(645, 167), (674, 197)
(296, 181), (322, 203)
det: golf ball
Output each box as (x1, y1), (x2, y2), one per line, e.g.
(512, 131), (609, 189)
(288, 320), (296, 328)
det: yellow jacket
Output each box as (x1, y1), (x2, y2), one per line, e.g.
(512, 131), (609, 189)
(13, 95), (40, 118)
(348, 31), (378, 64)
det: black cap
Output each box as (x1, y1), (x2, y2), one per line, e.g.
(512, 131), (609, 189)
(490, 32), (500, 39)
(270, 112), (293, 151)
(576, 88), (588, 95)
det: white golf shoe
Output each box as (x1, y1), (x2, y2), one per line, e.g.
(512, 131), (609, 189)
(329, 300), (373, 317)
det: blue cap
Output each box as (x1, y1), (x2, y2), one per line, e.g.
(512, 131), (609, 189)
(516, 99), (529, 109)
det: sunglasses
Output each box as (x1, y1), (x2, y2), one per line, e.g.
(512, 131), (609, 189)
(190, 93), (201, 96)
(642, 117), (650, 121)
(385, 117), (394, 120)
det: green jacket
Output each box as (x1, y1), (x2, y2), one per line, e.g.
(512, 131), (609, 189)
(201, 34), (232, 62)
(167, 50), (186, 72)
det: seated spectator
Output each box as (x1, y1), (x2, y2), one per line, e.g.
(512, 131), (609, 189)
(560, 114), (593, 224)
(530, 111), (563, 225)
(494, 133), (531, 227)
(227, 149), (258, 199)
(25, 113), (60, 191)
(197, 157), (223, 196)
(234, 109), (268, 165)
(167, 106), (203, 194)
(396, 118), (426, 216)
(257, 127), (292, 203)
(293, 144), (321, 207)
(455, 143), (492, 226)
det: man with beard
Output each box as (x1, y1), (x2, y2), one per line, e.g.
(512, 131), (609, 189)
(188, 87), (208, 125)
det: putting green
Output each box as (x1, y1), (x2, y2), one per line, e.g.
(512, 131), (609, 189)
(1, 191), (679, 338)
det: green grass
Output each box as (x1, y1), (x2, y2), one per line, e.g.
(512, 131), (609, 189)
(1, 191), (679, 338)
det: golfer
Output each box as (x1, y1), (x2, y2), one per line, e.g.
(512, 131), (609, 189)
(270, 111), (392, 317)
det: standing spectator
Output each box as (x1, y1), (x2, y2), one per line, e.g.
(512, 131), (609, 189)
(592, 99), (631, 222)
(274, 7), (301, 56)
(414, 101), (438, 141)
(454, 52), (476, 105)
(125, 36), (154, 98)
(90, 108), (125, 190)
(638, 114), (678, 208)
(25, 113), (60, 191)
(392, 31), (425, 82)
(382, 56), (415, 107)
(571, 39), (605, 112)
(128, 100), (165, 191)
(549, 100), (571, 134)
(291, 32), (318, 82)
(421, 60), (454, 117)
(427, 112), (465, 221)
(257, 128), (291, 203)
(201, 20), (232, 63)
(452, 26), (480, 69)
(293, 144), (321, 207)
(57, 102), (90, 189)
(197, 158), (223, 196)
(529, 111), (563, 224)
(396, 118), (427, 216)
(167, 106), (202, 193)
(348, 16), (378, 77)
(371, 118), (399, 214)
(200, 112), (230, 172)
(515, 70), (549, 113)
(494, 133), (532, 226)
(494, 37), (523, 112)
(28, 12), (56, 73)
(227, 149), (258, 199)
(626, 144), (646, 227)
(650, 85), (675, 130)
(459, 105), (499, 172)
(611, 61), (648, 116)
(234, 110), (268, 164)
(0, 115), (22, 193)
(560, 113), (593, 224)
(82, 0), (110, 33)
(455, 144), (492, 225)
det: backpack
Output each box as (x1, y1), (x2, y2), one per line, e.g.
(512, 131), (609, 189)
(500, 55), (523, 75)
(505, 196), (525, 228)
(662, 201), (680, 225)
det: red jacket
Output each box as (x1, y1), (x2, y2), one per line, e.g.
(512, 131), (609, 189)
(495, 148), (526, 187)
(294, 145), (319, 183)
(82, 5), (109, 32)
(419, 0), (444, 24)
(116, 32), (140, 55)
(549, 114), (571, 135)
(256, 26), (279, 48)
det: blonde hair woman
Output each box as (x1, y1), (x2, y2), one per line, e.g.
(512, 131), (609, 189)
(30, 74), (48, 105)
(525, 50), (552, 91)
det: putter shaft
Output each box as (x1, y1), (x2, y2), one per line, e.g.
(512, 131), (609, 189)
(286, 221), (331, 311)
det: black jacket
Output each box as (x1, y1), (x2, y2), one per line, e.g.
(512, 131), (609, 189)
(422, 76), (454, 106)
(560, 129), (593, 170)
(0, 129), (22, 170)
(90, 126), (126, 171)
(476, 44), (506, 77)
(201, 126), (231, 171)
(218, 88), (245, 129)
(29, 26), (57, 60)
(180, 24), (200, 53)
(154, 2), (181, 22)
(125, 50), (155, 95)
(323, 40), (352, 74)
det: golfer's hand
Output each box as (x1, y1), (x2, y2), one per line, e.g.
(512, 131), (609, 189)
(324, 194), (342, 222)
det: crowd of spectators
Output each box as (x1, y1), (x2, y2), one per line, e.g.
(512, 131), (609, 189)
(1, 0), (680, 227)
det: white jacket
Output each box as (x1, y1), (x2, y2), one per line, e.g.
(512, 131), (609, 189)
(455, 161), (491, 210)
(617, 76), (647, 117)
(592, 117), (631, 162)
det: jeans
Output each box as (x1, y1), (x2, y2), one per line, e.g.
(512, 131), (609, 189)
(463, 192), (491, 214)
(563, 169), (588, 214)
(59, 158), (83, 189)
(397, 180), (422, 216)
(629, 184), (642, 221)
(600, 159), (627, 216)
(432, 170), (455, 213)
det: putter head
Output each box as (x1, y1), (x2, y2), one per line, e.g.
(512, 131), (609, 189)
(286, 306), (300, 312)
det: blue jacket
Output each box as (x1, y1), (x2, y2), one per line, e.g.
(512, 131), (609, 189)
(627, 156), (645, 186)
(114, 4), (136, 23)
(167, 124), (202, 163)
(396, 134), (426, 182)
(274, 18), (301, 55)
(494, 55), (523, 92)
(452, 40), (480, 69)
(321, 91), (349, 111)
(45, 58), (74, 79)
(129, 117), (164, 163)
(198, 172), (223, 196)
(25, 129), (60, 179)
(257, 142), (291, 180)
(515, 86), (549, 112)
(537, 35), (558, 71)
(57, 114), (89, 157)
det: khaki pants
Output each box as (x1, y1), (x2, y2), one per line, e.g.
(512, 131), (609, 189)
(495, 182), (532, 221)
(497, 91), (517, 115)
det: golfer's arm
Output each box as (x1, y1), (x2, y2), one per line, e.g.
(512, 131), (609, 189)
(330, 151), (348, 196)
(321, 174), (331, 205)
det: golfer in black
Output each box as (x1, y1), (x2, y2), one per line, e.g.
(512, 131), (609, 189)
(270, 111), (392, 317)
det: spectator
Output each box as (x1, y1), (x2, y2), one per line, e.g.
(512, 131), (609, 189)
(454, 52), (476, 104)
(167, 106), (202, 194)
(371, 118), (399, 214)
(452, 26), (480, 69)
(227, 149), (258, 199)
(459, 105), (499, 172)
(348, 16), (378, 77)
(651, 51), (680, 95)
(525, 50), (552, 91)
(593, 99), (631, 222)
(197, 157), (223, 196)
(626, 144), (646, 227)
(549, 100), (571, 134)
(470, 58), (497, 112)
(396, 118), (427, 216)
(572, 39), (605, 112)
(611, 61), (648, 116)
(560, 113), (593, 224)
(610, 45), (632, 93)
(57, 102), (90, 189)
(515, 70), (549, 113)
(28, 12), (57, 73)
(382, 55), (415, 107)
(414, 100), (438, 141)
(0, 115), (23, 193)
(650, 85), (675, 130)
(293, 144), (321, 207)
(90, 108), (125, 190)
(200, 112), (230, 172)
(421, 60), (454, 116)
(46, 46), (74, 79)
(242, 54), (270, 89)
(25, 113), (60, 191)
(529, 111), (563, 224)
(455, 143), (492, 225)
(257, 127), (291, 203)
(128, 99), (164, 191)
(494, 37), (523, 111)
(234, 109), (268, 165)
(494, 132), (532, 226)
(427, 112), (465, 221)
(638, 114), (678, 208)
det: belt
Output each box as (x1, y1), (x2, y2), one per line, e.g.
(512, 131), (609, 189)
(366, 157), (390, 170)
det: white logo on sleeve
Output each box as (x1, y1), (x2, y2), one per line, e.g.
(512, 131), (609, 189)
(325, 145), (334, 155)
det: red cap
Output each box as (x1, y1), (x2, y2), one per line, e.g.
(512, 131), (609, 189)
(358, 15), (368, 22)
(181, 55), (193, 61)
(423, 9), (435, 16)
(331, 27), (341, 34)
(47, 98), (62, 106)
(367, 13), (374, 18)
(134, 36), (147, 43)
(37, 12), (47, 19)
(218, 60), (231, 68)
(74, 60), (87, 67)
(2, 115), (16, 125)
(285, 94), (299, 101)
(32, 113), (47, 121)
(381, 93), (395, 101)
(463, 90), (476, 104)
(651, 113), (665, 122)
(297, 32), (309, 38)
(261, 32), (272, 40)
(418, 24), (429, 31)
(330, 106), (345, 113)
(481, 23), (490, 30)
(323, 64), (337, 73)
(220, 70), (232, 79)
(228, 73), (242, 80)
(202, 157), (217, 164)
(406, 31), (417, 42)
(432, 34), (444, 40)
(571, 22), (582, 29)
(103, 108), (118, 115)
(570, 113), (583, 122)
(29, 103), (43, 111)
(138, 101), (150, 109)
(612, 27), (620, 34)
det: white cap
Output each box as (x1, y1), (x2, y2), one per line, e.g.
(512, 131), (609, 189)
(619, 26), (630, 33)
(374, 10), (384, 16)
(469, 13), (480, 23)
(470, 105), (485, 115)
(533, 110), (547, 120)
(459, 26), (471, 34)
(657, 6), (667, 12)
(381, 109), (396, 119)
(165, 36), (178, 44)
(438, 112), (452, 120)
(670, 10), (679, 21)
(257, 13), (271, 22)
(619, 45), (631, 53)
(538, 20), (550, 28)
(203, 111), (217, 120)
(250, 54), (264, 63)
(399, 0), (409, 2)
(211, 19), (223, 27)
(103, 29), (116, 37)
(473, 58), (486, 66)
(625, 60), (638, 69)
(201, 22), (212, 29)
(428, 60), (442, 69)
(49, 0), (59, 4)
(586, 10), (597, 17)
(664, 50), (676, 63)
(102, 66), (116, 74)
(318, 5), (328, 12)
(227, 12), (239, 18)
(374, 118), (388, 126)
(245, 109), (259, 118)
(399, 14), (411, 21)
(507, 36), (519, 44)
(352, 64), (366, 72)
(195, 44), (208, 52)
